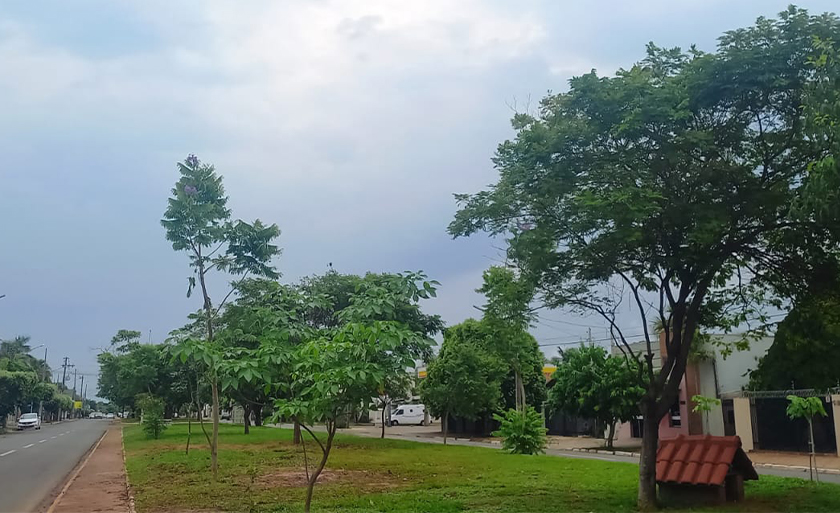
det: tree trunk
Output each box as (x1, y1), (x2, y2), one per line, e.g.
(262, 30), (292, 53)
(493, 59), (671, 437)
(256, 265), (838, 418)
(607, 421), (616, 451)
(381, 401), (387, 439)
(809, 418), (817, 482)
(186, 405), (192, 455)
(243, 404), (251, 435)
(304, 422), (337, 513)
(211, 379), (220, 480)
(638, 409), (660, 511)
(514, 368), (526, 413)
(443, 410), (449, 445)
(253, 405), (263, 426)
(293, 420), (302, 445)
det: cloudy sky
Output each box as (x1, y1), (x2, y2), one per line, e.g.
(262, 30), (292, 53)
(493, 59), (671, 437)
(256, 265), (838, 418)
(1, 0), (835, 395)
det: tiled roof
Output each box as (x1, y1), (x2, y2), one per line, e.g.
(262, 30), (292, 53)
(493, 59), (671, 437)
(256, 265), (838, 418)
(656, 435), (758, 486)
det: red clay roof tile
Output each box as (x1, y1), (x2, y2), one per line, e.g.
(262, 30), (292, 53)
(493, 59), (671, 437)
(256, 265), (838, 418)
(656, 435), (757, 486)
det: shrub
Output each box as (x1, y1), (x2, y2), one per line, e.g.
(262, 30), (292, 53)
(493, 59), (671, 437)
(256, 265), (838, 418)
(137, 395), (167, 439)
(492, 407), (547, 455)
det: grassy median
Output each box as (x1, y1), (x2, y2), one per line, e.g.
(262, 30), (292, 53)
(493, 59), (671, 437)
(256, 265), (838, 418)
(124, 423), (840, 512)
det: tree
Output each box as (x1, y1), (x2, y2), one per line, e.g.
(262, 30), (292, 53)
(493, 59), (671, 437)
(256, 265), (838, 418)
(547, 345), (644, 450)
(420, 329), (506, 444)
(749, 264), (840, 390)
(803, 37), (840, 229)
(137, 394), (168, 439)
(477, 267), (538, 413)
(448, 8), (840, 507)
(492, 407), (547, 455)
(691, 395), (722, 436)
(269, 272), (436, 513)
(786, 395), (828, 482)
(442, 318), (546, 413)
(162, 154), (281, 479)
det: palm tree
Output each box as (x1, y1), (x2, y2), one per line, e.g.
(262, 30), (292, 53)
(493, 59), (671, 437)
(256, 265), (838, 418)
(0, 335), (32, 358)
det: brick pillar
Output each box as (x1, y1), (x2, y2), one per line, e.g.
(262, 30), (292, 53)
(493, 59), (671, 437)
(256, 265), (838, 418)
(733, 397), (753, 451)
(832, 395), (840, 457)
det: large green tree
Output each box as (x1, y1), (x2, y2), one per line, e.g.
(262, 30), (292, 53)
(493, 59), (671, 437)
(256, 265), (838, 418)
(420, 325), (505, 444)
(449, 8), (840, 507)
(547, 345), (645, 450)
(162, 154), (281, 479)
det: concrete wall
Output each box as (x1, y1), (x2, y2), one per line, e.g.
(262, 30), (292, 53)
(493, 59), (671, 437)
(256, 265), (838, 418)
(696, 360), (725, 435)
(733, 397), (753, 451)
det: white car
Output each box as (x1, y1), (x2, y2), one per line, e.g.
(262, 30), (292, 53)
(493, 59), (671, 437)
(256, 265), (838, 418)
(105, 413), (115, 419)
(17, 413), (41, 430)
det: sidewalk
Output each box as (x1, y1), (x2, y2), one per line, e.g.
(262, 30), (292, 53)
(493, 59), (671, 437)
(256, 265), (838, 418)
(48, 427), (131, 513)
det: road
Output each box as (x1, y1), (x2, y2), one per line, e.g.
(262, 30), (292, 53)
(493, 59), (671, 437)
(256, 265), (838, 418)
(0, 420), (109, 513)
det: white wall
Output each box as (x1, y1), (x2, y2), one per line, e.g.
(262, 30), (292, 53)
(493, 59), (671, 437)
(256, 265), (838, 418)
(711, 335), (773, 395)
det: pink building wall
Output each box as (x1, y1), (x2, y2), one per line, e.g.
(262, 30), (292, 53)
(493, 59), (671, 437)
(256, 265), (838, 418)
(614, 375), (689, 446)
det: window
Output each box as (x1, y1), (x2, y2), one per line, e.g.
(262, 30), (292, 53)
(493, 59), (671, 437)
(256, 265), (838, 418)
(395, 409), (403, 415)
(409, 409), (414, 413)
(669, 402), (681, 427)
(21, 413), (38, 419)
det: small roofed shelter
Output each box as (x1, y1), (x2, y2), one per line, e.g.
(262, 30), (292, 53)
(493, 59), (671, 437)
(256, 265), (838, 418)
(656, 435), (758, 506)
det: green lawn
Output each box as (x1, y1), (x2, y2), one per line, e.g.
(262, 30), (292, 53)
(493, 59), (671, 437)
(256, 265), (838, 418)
(124, 423), (840, 513)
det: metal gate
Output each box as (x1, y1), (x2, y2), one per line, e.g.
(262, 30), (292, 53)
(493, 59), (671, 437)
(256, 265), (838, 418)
(753, 397), (836, 453)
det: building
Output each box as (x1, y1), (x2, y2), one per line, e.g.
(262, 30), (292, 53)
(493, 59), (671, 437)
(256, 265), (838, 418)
(613, 333), (772, 445)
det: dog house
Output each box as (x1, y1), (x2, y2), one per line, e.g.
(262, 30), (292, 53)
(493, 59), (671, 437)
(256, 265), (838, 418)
(656, 435), (758, 506)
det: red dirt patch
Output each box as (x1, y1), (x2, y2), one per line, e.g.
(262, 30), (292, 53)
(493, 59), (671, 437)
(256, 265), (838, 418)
(255, 468), (397, 490)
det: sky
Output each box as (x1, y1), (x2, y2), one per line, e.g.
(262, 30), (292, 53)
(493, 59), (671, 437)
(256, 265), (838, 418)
(0, 0), (836, 397)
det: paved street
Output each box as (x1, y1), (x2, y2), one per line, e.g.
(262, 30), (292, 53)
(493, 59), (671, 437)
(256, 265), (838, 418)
(0, 420), (109, 513)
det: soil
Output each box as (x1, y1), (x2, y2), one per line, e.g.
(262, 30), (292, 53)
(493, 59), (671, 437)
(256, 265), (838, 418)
(254, 468), (397, 490)
(52, 427), (130, 513)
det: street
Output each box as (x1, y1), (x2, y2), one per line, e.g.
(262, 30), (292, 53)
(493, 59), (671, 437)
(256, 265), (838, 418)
(0, 420), (109, 512)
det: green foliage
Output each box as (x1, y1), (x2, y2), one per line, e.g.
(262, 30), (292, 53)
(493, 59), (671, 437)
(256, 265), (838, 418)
(138, 395), (168, 439)
(750, 264), (840, 390)
(547, 345), (644, 446)
(691, 395), (721, 413)
(420, 331), (506, 428)
(803, 37), (840, 231)
(441, 319), (546, 411)
(492, 407), (547, 455)
(786, 395), (828, 422)
(448, 7), (840, 504)
(98, 329), (192, 414)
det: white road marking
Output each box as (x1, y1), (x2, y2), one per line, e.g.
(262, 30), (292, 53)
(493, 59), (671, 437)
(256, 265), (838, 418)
(0, 450), (15, 457)
(51, 436), (57, 439)
(39, 440), (47, 443)
(58, 433), (64, 436)
(64, 431), (71, 434)
(22, 443), (34, 448)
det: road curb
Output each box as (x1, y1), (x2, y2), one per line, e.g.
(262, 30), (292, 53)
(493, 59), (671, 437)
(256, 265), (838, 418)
(121, 426), (137, 513)
(562, 447), (840, 475)
(45, 429), (108, 513)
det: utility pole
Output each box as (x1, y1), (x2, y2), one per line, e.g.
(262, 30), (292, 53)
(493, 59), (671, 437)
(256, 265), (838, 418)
(80, 376), (85, 402)
(73, 369), (78, 399)
(61, 357), (72, 392)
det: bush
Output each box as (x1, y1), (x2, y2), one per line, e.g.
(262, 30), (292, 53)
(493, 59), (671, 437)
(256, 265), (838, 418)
(137, 395), (167, 439)
(492, 407), (547, 455)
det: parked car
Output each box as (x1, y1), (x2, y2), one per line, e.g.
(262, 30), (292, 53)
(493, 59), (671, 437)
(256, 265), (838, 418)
(105, 413), (115, 419)
(390, 404), (428, 426)
(17, 413), (41, 430)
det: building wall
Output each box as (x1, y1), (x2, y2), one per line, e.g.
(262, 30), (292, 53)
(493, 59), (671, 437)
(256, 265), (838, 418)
(712, 336), (772, 395)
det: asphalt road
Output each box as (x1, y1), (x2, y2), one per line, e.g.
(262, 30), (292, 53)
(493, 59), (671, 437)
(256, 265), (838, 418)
(0, 419), (109, 512)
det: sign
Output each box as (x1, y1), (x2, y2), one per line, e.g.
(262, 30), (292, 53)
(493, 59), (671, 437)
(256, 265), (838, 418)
(418, 370), (427, 379)
(73, 401), (83, 410)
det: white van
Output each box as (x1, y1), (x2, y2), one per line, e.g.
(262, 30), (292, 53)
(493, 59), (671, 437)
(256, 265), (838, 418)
(390, 404), (428, 426)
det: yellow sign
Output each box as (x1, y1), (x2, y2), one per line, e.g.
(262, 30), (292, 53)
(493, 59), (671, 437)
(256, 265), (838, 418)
(73, 401), (83, 410)
(418, 370), (427, 379)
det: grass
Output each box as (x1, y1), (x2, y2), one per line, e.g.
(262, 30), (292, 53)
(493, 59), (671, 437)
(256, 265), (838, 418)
(124, 422), (840, 513)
